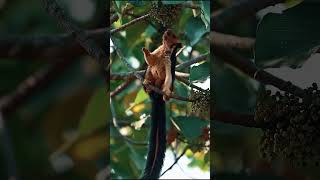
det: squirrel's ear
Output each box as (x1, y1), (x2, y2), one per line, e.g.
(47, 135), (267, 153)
(142, 47), (150, 56)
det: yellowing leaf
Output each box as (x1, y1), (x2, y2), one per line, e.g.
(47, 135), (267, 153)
(78, 87), (108, 137)
(132, 103), (146, 113)
(134, 88), (148, 104)
(285, 0), (304, 8)
(71, 134), (107, 161)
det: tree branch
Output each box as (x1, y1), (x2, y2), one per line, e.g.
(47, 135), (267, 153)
(0, 28), (107, 60)
(211, 31), (255, 50)
(212, 45), (305, 98)
(111, 42), (195, 102)
(213, 111), (260, 128)
(212, 0), (285, 31)
(110, 78), (134, 97)
(160, 146), (188, 177)
(110, 14), (150, 35)
(0, 58), (75, 115)
(43, 0), (109, 72)
(110, 71), (188, 81)
(176, 76), (206, 92)
(176, 53), (208, 71)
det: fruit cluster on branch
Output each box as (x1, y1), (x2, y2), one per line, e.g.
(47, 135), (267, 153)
(149, 2), (182, 27)
(191, 89), (210, 116)
(255, 83), (320, 166)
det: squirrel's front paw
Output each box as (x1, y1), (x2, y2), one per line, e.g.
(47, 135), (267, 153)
(162, 87), (171, 101)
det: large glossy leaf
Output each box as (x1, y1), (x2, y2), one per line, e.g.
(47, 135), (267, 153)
(190, 61), (210, 82)
(185, 17), (209, 46)
(172, 116), (208, 141)
(200, 0), (210, 28)
(255, 3), (320, 69)
(213, 65), (257, 114)
(78, 87), (108, 136)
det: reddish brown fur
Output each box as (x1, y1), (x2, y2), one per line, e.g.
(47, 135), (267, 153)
(142, 29), (179, 101)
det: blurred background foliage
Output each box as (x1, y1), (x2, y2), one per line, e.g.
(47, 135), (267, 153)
(213, 0), (320, 179)
(110, 0), (210, 179)
(0, 0), (107, 179)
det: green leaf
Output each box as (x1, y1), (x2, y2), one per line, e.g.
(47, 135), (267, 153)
(213, 65), (257, 114)
(162, 0), (184, 4)
(185, 17), (209, 46)
(114, 1), (125, 13)
(200, 0), (210, 28)
(190, 61), (210, 82)
(285, 0), (304, 8)
(134, 88), (148, 104)
(255, 3), (320, 69)
(78, 87), (108, 136)
(174, 81), (189, 98)
(172, 116), (208, 141)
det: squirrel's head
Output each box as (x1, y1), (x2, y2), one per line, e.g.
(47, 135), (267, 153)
(163, 29), (179, 46)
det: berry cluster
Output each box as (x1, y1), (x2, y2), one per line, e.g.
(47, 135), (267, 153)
(149, 2), (182, 27)
(255, 83), (320, 166)
(191, 89), (210, 116)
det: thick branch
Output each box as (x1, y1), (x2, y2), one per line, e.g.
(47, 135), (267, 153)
(212, 45), (305, 98)
(210, 31), (255, 50)
(213, 111), (260, 128)
(43, 0), (109, 72)
(0, 28), (107, 59)
(212, 0), (285, 31)
(0, 58), (75, 115)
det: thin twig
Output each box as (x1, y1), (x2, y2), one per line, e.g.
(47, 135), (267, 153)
(176, 45), (186, 57)
(176, 53), (209, 71)
(43, 0), (109, 72)
(160, 146), (188, 177)
(212, 45), (305, 98)
(110, 14), (150, 35)
(110, 78), (134, 97)
(176, 76), (206, 92)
